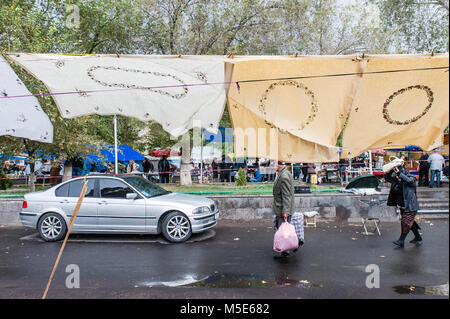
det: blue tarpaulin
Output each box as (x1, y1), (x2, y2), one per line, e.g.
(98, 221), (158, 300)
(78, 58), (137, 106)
(0, 154), (28, 161)
(384, 145), (423, 152)
(85, 145), (145, 163)
(203, 126), (234, 143)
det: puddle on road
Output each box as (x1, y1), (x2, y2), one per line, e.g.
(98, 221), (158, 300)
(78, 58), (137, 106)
(138, 275), (209, 288)
(393, 283), (448, 296)
(138, 273), (323, 289)
(187, 273), (323, 289)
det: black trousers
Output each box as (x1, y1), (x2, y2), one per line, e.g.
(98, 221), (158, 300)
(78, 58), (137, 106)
(418, 170), (428, 186)
(301, 168), (308, 182)
(159, 174), (170, 184)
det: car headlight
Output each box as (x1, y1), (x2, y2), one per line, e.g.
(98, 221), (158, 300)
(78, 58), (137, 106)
(193, 206), (210, 215)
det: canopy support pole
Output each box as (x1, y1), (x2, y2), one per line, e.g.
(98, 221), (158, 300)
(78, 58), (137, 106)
(200, 129), (203, 184)
(114, 115), (118, 174)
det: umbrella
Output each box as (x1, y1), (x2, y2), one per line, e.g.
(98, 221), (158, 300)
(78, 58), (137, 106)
(370, 148), (386, 155)
(149, 148), (180, 157)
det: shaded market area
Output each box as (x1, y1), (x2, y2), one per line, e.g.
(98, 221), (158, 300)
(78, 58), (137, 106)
(1, 140), (449, 192)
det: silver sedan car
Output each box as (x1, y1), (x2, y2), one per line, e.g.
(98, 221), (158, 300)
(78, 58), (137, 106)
(20, 175), (219, 243)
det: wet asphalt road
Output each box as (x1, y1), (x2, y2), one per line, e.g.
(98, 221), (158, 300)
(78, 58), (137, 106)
(0, 219), (448, 299)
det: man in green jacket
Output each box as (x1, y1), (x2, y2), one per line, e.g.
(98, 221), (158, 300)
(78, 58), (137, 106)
(273, 160), (295, 258)
(292, 162), (302, 180)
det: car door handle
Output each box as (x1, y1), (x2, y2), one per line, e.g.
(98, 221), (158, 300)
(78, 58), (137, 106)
(59, 199), (69, 204)
(98, 200), (107, 205)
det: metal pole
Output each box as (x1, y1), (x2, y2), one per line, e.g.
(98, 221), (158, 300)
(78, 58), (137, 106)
(368, 150), (373, 175)
(200, 129), (203, 184)
(114, 115), (118, 174)
(347, 159), (351, 183)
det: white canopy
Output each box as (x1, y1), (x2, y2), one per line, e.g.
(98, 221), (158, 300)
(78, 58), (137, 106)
(0, 56), (53, 143)
(191, 145), (222, 162)
(8, 54), (227, 137)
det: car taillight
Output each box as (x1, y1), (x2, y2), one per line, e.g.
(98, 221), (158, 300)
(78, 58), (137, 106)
(22, 201), (28, 209)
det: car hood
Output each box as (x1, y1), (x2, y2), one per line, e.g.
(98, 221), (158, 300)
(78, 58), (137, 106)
(151, 192), (214, 208)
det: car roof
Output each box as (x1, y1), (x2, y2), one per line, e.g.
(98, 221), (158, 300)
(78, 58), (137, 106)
(70, 174), (141, 179)
(58, 175), (141, 186)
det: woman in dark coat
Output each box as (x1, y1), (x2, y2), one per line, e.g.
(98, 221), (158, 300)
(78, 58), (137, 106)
(385, 165), (422, 247)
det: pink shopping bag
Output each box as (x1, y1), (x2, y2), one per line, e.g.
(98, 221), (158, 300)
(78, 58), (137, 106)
(273, 217), (299, 252)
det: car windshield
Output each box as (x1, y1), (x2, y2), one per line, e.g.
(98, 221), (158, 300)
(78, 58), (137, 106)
(122, 176), (170, 198)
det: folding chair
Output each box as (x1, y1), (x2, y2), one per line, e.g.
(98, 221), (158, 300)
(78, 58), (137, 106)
(361, 217), (381, 236)
(304, 213), (317, 228)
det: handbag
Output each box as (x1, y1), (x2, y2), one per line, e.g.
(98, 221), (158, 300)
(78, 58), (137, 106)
(273, 217), (299, 252)
(382, 156), (404, 173)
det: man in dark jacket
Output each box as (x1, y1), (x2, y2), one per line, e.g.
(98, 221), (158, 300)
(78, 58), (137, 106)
(272, 160), (295, 258)
(219, 155), (231, 183)
(301, 163), (308, 182)
(417, 152), (429, 187)
(72, 155), (83, 177)
(211, 158), (218, 181)
(142, 158), (154, 180)
(443, 160), (449, 179)
(158, 156), (170, 184)
(385, 165), (422, 247)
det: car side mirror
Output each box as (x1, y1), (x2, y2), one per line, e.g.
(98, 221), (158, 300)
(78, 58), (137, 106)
(126, 193), (138, 200)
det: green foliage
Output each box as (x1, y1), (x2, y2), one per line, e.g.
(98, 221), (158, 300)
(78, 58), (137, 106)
(0, 171), (13, 190)
(374, 0), (449, 53)
(236, 168), (247, 186)
(134, 121), (179, 154)
(219, 105), (232, 128)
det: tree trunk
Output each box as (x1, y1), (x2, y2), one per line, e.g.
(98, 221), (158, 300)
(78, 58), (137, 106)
(180, 132), (192, 186)
(29, 170), (36, 193)
(62, 162), (73, 182)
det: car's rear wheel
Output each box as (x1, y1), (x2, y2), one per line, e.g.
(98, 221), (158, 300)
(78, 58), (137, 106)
(38, 213), (67, 242)
(161, 212), (192, 243)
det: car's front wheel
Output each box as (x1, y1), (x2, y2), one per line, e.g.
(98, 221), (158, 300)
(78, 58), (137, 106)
(161, 212), (192, 243)
(38, 213), (67, 242)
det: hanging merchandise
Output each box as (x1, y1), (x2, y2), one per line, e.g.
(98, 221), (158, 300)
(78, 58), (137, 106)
(341, 54), (449, 158)
(7, 54), (227, 137)
(0, 56), (53, 143)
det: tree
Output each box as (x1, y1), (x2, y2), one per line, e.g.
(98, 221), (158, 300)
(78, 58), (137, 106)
(0, 0), (147, 189)
(374, 0), (449, 53)
(137, 0), (272, 55)
(135, 121), (179, 154)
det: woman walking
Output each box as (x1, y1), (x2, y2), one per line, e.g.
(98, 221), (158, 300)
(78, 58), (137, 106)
(385, 165), (422, 248)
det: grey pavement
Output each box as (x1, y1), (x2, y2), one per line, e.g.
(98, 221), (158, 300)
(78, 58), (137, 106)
(0, 218), (448, 299)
